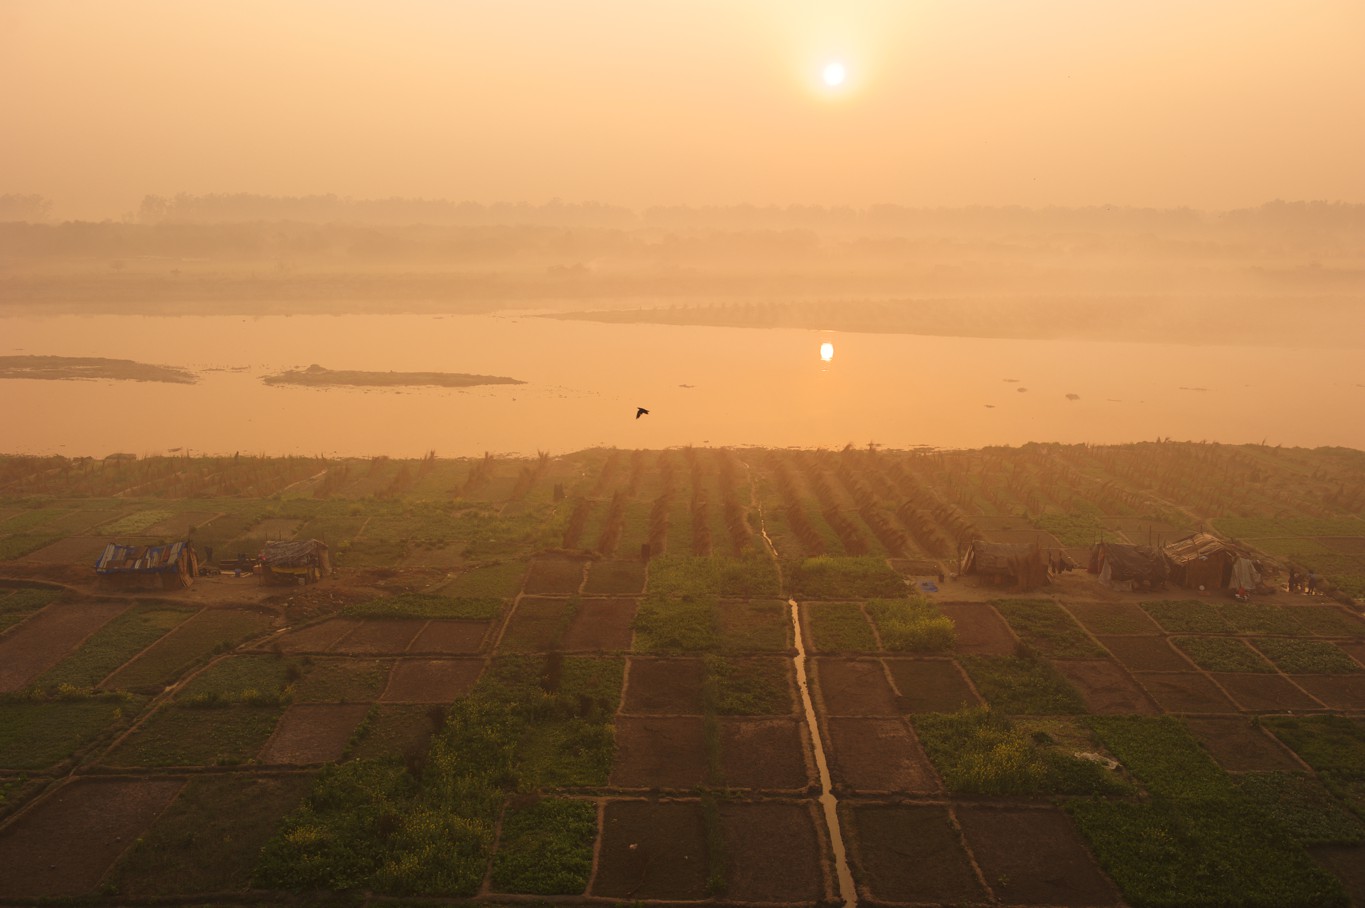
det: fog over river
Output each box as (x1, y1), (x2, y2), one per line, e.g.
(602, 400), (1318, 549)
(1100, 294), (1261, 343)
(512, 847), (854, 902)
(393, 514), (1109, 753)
(2, 313), (1362, 458)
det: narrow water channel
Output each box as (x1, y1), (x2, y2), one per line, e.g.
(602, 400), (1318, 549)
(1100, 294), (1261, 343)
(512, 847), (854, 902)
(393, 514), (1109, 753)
(789, 598), (858, 906)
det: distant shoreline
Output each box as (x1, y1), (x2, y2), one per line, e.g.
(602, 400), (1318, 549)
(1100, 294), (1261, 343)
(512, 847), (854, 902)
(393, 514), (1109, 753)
(261, 364), (524, 389)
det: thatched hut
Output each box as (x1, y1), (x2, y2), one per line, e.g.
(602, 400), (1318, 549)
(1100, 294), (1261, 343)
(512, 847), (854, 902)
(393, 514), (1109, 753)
(95, 540), (198, 589)
(261, 539), (331, 584)
(959, 541), (1051, 591)
(1089, 541), (1167, 592)
(1163, 532), (1237, 591)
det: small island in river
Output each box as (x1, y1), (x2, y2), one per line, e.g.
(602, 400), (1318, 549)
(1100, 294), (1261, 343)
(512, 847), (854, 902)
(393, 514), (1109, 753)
(0, 355), (196, 384)
(262, 363), (524, 389)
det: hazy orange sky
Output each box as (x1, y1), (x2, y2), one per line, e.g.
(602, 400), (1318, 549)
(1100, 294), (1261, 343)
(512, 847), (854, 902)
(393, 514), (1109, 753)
(4, 1), (1363, 219)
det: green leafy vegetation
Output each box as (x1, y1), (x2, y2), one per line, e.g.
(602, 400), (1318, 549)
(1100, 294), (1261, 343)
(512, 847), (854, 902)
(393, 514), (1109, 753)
(786, 555), (906, 599)
(290, 658), (392, 702)
(1216, 602), (1307, 636)
(867, 597), (955, 652)
(0, 585), (60, 632)
(646, 555), (780, 599)
(0, 696), (139, 769)
(1140, 600), (1234, 635)
(104, 704), (283, 767)
(490, 798), (597, 894)
(1262, 716), (1365, 781)
(344, 593), (501, 620)
(1234, 772), (1365, 846)
(993, 598), (1103, 659)
(635, 596), (717, 651)
(803, 602), (878, 652)
(1032, 510), (1107, 546)
(1253, 639), (1362, 674)
(35, 605), (195, 690)
(704, 656), (791, 715)
(1172, 636), (1275, 673)
(175, 654), (301, 705)
(959, 654), (1085, 715)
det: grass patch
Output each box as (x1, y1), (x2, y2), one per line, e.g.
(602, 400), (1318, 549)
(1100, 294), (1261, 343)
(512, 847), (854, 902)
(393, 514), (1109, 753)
(1234, 772), (1365, 846)
(786, 555), (905, 599)
(444, 560), (528, 599)
(1262, 716), (1365, 780)
(490, 797), (597, 894)
(868, 597), (955, 653)
(0, 696), (140, 769)
(105, 704), (283, 767)
(109, 774), (316, 897)
(35, 605), (195, 690)
(914, 708), (1127, 795)
(345, 593), (501, 620)
(959, 654), (1085, 715)
(1253, 639), (1362, 674)
(1140, 600), (1234, 635)
(646, 555), (780, 599)
(803, 602), (878, 652)
(704, 656), (791, 715)
(1172, 636), (1275, 673)
(993, 599), (1102, 659)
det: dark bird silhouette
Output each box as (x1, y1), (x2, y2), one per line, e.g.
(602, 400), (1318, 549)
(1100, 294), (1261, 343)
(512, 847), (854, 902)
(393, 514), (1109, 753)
(635, 407), (649, 419)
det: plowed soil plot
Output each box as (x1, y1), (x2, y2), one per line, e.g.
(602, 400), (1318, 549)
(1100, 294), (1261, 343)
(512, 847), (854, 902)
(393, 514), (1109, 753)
(1213, 672), (1323, 711)
(0, 777), (184, 899)
(826, 717), (938, 794)
(583, 560), (646, 596)
(498, 598), (571, 651)
(592, 800), (709, 900)
(721, 801), (826, 903)
(1133, 672), (1239, 713)
(1097, 635), (1195, 671)
(935, 603), (1018, 655)
(885, 658), (983, 713)
(1065, 602), (1164, 636)
(1054, 659), (1159, 714)
(409, 619), (488, 653)
(955, 805), (1119, 906)
(1340, 642), (1365, 668)
(849, 804), (986, 904)
(610, 716), (707, 788)
(561, 598), (636, 651)
(0, 600), (128, 691)
(332, 618), (426, 654)
(720, 718), (812, 790)
(815, 659), (899, 716)
(257, 702), (369, 763)
(266, 618), (361, 653)
(1185, 717), (1304, 771)
(1289, 674), (1365, 709)
(624, 658), (705, 714)
(25, 535), (110, 564)
(522, 557), (585, 595)
(381, 659), (483, 702)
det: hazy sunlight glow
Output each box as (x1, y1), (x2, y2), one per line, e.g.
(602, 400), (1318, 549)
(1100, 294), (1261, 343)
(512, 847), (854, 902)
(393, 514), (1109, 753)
(820, 342), (834, 362)
(822, 61), (846, 87)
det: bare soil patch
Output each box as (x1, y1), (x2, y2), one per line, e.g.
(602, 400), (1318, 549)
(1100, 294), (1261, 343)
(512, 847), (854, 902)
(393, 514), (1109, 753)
(266, 617), (361, 653)
(522, 557), (585, 596)
(721, 801), (826, 903)
(1054, 659), (1159, 714)
(1213, 672), (1324, 711)
(1185, 717), (1305, 771)
(499, 597), (572, 651)
(381, 658), (484, 702)
(592, 800), (709, 900)
(1132, 672), (1239, 713)
(583, 560), (647, 595)
(885, 658), (983, 713)
(624, 657), (705, 714)
(848, 803), (985, 905)
(814, 658), (899, 716)
(717, 598), (790, 651)
(1288, 674), (1365, 710)
(1064, 601), (1164, 636)
(956, 804), (1120, 906)
(719, 718), (813, 790)
(409, 619), (488, 653)
(349, 704), (438, 760)
(0, 777), (184, 899)
(1339, 641), (1365, 668)
(826, 717), (938, 794)
(1312, 845), (1365, 907)
(610, 716), (708, 789)
(936, 602), (1018, 655)
(562, 598), (636, 651)
(256, 702), (369, 763)
(0, 600), (128, 691)
(24, 535), (112, 564)
(331, 618), (426, 654)
(1098, 635), (1196, 672)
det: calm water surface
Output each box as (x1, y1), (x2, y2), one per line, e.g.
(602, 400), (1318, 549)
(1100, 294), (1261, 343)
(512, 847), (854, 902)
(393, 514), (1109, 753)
(2, 313), (1361, 457)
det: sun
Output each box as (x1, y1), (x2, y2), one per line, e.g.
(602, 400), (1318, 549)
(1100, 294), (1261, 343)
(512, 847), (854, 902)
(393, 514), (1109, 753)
(822, 61), (846, 87)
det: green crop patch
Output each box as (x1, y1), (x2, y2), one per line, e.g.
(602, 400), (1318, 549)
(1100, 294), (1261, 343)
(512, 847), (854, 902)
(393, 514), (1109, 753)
(1140, 600), (1235, 635)
(1234, 772), (1365, 846)
(634, 596), (718, 652)
(803, 602), (878, 652)
(491, 798), (597, 895)
(1262, 716), (1365, 780)
(347, 704), (441, 762)
(35, 604), (195, 690)
(1216, 603), (1308, 636)
(102, 608), (274, 691)
(290, 657), (392, 702)
(704, 656), (791, 715)
(105, 703), (283, 767)
(786, 555), (906, 599)
(345, 593), (501, 620)
(993, 599), (1103, 659)
(1088, 715), (1235, 802)
(868, 597), (955, 653)
(914, 708), (1127, 796)
(0, 695), (140, 769)
(0, 585), (61, 632)
(646, 555), (780, 599)
(1173, 637), (1275, 673)
(1253, 639), (1362, 674)
(960, 654), (1085, 715)
(175, 653), (301, 706)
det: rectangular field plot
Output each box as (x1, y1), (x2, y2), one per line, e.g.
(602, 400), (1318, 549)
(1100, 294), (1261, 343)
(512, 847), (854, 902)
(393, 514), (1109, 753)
(104, 704), (283, 767)
(289, 657), (391, 702)
(934, 603), (1018, 655)
(0, 697), (141, 770)
(592, 800), (709, 900)
(718, 801), (827, 903)
(23, 535), (113, 564)
(498, 597), (574, 651)
(885, 658), (983, 713)
(34, 603), (194, 690)
(956, 805), (1120, 906)
(1186, 717), (1305, 771)
(347, 703), (439, 760)
(824, 717), (938, 794)
(560, 598), (636, 651)
(257, 702), (370, 763)
(265, 617), (362, 653)
(1131, 672), (1240, 713)
(1064, 601), (1165, 636)
(583, 559), (646, 595)
(847, 804), (985, 905)
(623, 657), (706, 714)
(0, 600), (129, 691)
(408, 619), (489, 653)
(101, 608), (273, 691)
(814, 658), (899, 716)
(380, 658), (483, 702)
(522, 557), (586, 595)
(802, 602), (879, 653)
(1053, 659), (1159, 714)
(330, 617), (426, 654)
(1213, 672), (1324, 711)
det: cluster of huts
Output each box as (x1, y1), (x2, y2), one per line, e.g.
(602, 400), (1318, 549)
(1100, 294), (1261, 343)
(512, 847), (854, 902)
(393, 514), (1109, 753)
(960, 532), (1269, 595)
(94, 538), (330, 589)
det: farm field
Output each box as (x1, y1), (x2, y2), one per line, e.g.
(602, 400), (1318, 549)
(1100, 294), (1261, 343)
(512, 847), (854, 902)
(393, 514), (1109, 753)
(0, 441), (1363, 905)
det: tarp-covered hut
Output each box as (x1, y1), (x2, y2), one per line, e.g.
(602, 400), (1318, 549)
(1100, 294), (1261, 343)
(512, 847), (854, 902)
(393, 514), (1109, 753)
(1163, 532), (1237, 591)
(261, 539), (331, 584)
(959, 541), (1051, 591)
(95, 540), (198, 589)
(1089, 541), (1167, 592)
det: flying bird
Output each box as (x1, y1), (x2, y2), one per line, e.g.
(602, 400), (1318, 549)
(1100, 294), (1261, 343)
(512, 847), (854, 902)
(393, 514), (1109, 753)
(635, 407), (649, 419)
